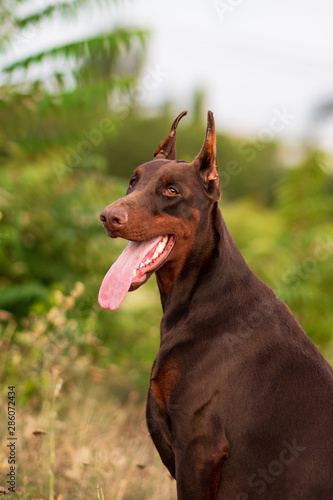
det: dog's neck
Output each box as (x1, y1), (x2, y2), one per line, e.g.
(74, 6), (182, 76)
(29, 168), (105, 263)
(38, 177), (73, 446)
(156, 205), (252, 332)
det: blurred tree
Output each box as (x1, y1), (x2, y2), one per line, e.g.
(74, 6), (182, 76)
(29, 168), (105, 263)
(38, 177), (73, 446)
(273, 152), (333, 345)
(0, 0), (147, 315)
(0, 0), (147, 149)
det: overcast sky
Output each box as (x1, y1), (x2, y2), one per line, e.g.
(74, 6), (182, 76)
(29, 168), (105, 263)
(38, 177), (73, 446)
(3, 0), (333, 147)
(113, 0), (333, 147)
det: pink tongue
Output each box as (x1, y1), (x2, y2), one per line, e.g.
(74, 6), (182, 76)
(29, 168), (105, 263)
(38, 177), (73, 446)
(98, 236), (163, 311)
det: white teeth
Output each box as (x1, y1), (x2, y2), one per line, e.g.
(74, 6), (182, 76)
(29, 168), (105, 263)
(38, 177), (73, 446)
(132, 270), (137, 277)
(156, 236), (168, 254)
(135, 235), (169, 274)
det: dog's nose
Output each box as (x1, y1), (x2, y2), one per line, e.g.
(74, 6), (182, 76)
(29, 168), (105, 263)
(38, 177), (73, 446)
(100, 206), (128, 229)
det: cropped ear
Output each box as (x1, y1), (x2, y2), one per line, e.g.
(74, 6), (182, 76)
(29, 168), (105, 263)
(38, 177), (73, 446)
(154, 110), (187, 160)
(192, 110), (220, 200)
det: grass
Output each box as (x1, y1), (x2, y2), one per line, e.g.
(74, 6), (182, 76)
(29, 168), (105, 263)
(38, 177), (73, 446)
(0, 284), (176, 499)
(0, 380), (176, 499)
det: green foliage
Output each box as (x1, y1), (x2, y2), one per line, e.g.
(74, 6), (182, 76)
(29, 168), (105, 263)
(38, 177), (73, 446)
(0, 0), (147, 155)
(0, 0), (146, 83)
(2, 28), (146, 76)
(1, 136), (333, 377)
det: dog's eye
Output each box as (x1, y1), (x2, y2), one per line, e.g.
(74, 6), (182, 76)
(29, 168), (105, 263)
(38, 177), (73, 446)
(164, 186), (180, 196)
(129, 176), (136, 189)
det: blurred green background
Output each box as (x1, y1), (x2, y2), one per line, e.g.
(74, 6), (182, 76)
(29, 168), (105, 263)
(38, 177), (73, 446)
(0, 1), (332, 498)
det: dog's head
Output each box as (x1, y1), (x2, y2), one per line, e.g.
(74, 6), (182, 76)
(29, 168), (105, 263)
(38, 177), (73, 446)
(99, 111), (220, 310)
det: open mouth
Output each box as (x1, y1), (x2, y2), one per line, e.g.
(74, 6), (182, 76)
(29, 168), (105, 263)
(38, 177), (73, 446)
(130, 235), (175, 290)
(99, 235), (175, 311)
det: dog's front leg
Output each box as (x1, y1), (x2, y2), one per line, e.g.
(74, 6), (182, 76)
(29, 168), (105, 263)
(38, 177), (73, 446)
(174, 431), (229, 500)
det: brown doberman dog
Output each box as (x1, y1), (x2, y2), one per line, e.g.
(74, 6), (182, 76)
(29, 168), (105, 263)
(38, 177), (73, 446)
(99, 111), (333, 499)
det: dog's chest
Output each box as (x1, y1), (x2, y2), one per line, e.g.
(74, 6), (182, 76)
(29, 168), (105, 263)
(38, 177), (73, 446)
(150, 357), (180, 415)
